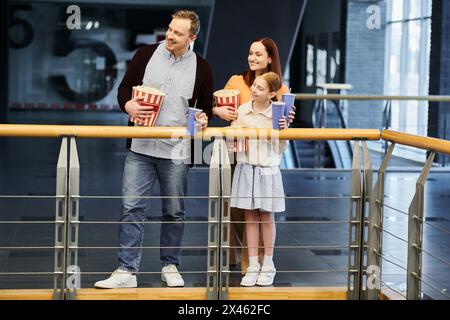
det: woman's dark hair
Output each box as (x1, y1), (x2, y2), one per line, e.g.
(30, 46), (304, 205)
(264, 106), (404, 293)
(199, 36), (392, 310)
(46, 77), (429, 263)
(242, 37), (282, 87)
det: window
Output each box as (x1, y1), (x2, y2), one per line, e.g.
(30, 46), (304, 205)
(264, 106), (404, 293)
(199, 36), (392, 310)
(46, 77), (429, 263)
(384, 0), (432, 135)
(384, 0), (432, 161)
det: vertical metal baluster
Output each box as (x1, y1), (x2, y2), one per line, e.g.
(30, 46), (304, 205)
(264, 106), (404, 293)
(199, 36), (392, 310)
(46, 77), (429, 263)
(407, 152), (435, 300)
(207, 139), (221, 300)
(365, 143), (395, 299)
(54, 138), (67, 300)
(66, 137), (80, 300)
(347, 141), (362, 300)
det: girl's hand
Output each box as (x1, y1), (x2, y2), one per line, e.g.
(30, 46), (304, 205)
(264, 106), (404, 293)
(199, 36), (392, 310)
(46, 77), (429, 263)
(288, 105), (296, 125)
(279, 116), (288, 130)
(213, 105), (237, 121)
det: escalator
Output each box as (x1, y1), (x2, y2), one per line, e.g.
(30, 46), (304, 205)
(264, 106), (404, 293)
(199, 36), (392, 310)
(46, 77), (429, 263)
(286, 96), (353, 169)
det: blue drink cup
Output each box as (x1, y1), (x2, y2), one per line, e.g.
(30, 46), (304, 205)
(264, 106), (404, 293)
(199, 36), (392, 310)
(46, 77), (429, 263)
(282, 93), (296, 119)
(272, 102), (286, 130)
(187, 107), (203, 136)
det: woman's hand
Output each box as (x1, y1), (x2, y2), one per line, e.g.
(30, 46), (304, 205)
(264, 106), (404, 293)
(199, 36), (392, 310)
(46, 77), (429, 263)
(213, 105), (237, 121)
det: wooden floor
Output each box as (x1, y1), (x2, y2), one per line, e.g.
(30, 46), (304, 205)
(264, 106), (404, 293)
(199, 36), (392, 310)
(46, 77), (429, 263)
(0, 287), (402, 300)
(0, 287), (346, 300)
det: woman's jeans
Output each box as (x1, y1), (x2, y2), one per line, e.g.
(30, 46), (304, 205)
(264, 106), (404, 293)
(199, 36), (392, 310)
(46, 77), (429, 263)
(118, 150), (188, 272)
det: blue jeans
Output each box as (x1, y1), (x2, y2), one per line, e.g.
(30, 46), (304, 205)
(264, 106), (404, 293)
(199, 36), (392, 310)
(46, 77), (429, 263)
(118, 150), (188, 272)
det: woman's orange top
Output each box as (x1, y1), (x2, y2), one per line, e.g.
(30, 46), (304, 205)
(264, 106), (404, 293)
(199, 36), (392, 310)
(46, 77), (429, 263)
(224, 74), (289, 106)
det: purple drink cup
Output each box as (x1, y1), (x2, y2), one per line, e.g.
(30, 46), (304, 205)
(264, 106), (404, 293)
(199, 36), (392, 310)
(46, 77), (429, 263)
(187, 107), (203, 136)
(272, 102), (286, 130)
(282, 93), (296, 119)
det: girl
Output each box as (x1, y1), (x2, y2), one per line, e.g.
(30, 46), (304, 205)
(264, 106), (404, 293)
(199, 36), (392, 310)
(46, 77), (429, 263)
(213, 37), (295, 272)
(230, 72), (287, 286)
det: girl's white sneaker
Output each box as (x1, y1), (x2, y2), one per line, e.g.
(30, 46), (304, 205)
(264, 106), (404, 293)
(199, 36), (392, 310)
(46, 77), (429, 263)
(240, 265), (261, 287)
(256, 266), (276, 286)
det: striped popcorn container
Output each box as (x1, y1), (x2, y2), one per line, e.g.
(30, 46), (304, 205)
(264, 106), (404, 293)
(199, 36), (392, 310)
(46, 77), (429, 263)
(226, 126), (249, 153)
(234, 138), (248, 152)
(214, 89), (240, 110)
(130, 85), (166, 126)
(227, 138), (249, 153)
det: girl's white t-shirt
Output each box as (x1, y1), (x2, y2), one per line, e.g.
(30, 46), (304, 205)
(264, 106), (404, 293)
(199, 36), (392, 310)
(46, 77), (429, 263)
(230, 100), (286, 167)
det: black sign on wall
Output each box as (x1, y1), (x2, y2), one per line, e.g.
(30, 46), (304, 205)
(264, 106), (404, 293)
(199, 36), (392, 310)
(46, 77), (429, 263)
(429, 0), (450, 164)
(0, 0), (8, 123)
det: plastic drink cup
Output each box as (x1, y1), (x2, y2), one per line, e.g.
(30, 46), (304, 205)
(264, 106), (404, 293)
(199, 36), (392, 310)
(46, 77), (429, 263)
(282, 93), (296, 119)
(187, 107), (203, 135)
(272, 102), (286, 130)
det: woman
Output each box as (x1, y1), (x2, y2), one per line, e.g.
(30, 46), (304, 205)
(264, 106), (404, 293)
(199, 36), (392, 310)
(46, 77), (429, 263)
(213, 38), (290, 121)
(213, 37), (294, 272)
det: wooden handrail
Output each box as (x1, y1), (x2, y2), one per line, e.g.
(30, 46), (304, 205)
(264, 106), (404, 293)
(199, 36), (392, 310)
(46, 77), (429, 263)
(294, 94), (450, 102)
(0, 124), (381, 141)
(204, 128), (380, 140)
(2, 124), (449, 155)
(382, 130), (450, 155)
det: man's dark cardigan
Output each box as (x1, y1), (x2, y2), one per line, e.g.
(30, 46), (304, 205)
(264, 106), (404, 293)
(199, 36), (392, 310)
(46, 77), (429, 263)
(117, 43), (214, 158)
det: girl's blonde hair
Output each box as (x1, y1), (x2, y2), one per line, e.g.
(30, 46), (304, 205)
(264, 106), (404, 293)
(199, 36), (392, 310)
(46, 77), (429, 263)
(258, 72), (281, 101)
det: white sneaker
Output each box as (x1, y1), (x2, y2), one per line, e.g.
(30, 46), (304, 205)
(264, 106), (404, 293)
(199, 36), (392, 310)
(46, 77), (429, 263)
(240, 265), (260, 287)
(161, 264), (185, 287)
(94, 268), (137, 289)
(256, 266), (276, 286)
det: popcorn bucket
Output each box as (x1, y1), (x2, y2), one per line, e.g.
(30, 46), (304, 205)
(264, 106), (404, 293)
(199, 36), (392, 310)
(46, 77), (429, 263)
(227, 138), (249, 153)
(234, 138), (248, 152)
(214, 89), (240, 110)
(130, 86), (166, 126)
(226, 126), (249, 153)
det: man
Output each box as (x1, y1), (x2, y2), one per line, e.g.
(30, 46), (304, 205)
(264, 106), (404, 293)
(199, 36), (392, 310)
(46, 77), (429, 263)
(95, 10), (213, 288)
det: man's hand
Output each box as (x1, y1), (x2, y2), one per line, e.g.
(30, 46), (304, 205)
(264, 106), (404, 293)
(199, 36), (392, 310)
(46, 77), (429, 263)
(213, 106), (237, 121)
(195, 111), (208, 129)
(125, 96), (154, 123)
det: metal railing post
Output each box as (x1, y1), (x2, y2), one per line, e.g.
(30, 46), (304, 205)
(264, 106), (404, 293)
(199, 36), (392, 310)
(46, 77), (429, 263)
(347, 141), (363, 300)
(207, 139), (221, 300)
(442, 116), (447, 167)
(364, 143), (395, 300)
(54, 138), (68, 300)
(314, 100), (323, 168)
(365, 143), (395, 299)
(407, 152), (435, 300)
(218, 138), (231, 300)
(382, 100), (392, 156)
(361, 141), (373, 299)
(66, 138), (80, 300)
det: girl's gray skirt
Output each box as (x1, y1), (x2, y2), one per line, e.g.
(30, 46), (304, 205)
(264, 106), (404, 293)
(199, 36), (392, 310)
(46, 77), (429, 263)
(230, 163), (285, 213)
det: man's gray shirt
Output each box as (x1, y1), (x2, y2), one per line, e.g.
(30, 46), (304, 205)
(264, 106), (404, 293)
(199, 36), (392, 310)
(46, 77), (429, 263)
(131, 42), (197, 160)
